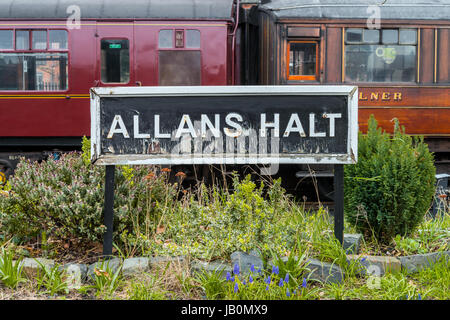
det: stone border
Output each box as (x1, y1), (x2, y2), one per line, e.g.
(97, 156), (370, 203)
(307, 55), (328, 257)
(14, 249), (449, 290)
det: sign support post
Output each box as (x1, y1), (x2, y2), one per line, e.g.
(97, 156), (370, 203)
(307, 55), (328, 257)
(103, 165), (115, 258)
(333, 164), (344, 245)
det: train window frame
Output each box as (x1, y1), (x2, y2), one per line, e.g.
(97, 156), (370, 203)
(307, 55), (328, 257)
(0, 30), (14, 50)
(287, 40), (319, 81)
(0, 28), (70, 92)
(344, 27), (418, 84)
(158, 28), (202, 50)
(157, 28), (202, 85)
(100, 38), (131, 85)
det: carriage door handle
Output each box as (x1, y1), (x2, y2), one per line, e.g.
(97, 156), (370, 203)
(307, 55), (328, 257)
(135, 81), (142, 86)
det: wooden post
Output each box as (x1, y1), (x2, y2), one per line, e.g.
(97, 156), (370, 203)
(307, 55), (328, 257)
(103, 165), (115, 257)
(334, 164), (344, 245)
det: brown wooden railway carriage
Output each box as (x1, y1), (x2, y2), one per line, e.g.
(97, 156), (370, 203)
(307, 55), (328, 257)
(245, 0), (450, 174)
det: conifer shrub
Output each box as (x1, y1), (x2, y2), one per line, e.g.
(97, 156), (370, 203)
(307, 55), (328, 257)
(344, 116), (436, 244)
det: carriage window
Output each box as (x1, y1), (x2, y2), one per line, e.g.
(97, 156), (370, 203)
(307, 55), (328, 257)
(399, 29), (417, 45)
(32, 30), (47, 50)
(287, 41), (318, 81)
(101, 39), (130, 83)
(159, 51), (201, 85)
(345, 28), (417, 83)
(0, 53), (68, 90)
(159, 30), (173, 48)
(0, 30), (69, 91)
(186, 30), (200, 48)
(363, 29), (379, 44)
(382, 29), (398, 44)
(49, 30), (68, 50)
(346, 29), (363, 43)
(16, 31), (30, 50)
(0, 30), (13, 49)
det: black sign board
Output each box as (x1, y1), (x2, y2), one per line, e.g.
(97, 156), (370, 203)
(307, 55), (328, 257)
(91, 86), (358, 165)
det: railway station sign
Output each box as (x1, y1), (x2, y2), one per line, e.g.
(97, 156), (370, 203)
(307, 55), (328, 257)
(90, 86), (358, 166)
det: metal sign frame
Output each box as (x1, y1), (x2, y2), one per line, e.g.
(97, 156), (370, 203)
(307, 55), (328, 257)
(90, 85), (358, 166)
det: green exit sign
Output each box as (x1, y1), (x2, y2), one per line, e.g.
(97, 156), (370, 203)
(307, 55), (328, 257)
(109, 43), (122, 49)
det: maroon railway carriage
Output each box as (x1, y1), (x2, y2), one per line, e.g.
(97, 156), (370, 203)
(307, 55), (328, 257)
(0, 0), (239, 178)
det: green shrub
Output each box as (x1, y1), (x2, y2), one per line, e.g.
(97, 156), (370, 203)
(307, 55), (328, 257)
(0, 140), (177, 246)
(344, 115), (436, 244)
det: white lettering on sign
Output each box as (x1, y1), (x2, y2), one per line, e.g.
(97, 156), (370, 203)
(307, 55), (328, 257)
(224, 113), (244, 138)
(309, 113), (326, 137)
(105, 113), (343, 139)
(133, 115), (150, 139)
(260, 113), (280, 138)
(107, 115), (129, 139)
(283, 113), (306, 137)
(175, 114), (197, 138)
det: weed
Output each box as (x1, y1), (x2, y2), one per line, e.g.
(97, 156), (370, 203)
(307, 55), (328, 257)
(81, 260), (123, 299)
(35, 261), (68, 296)
(0, 246), (26, 289)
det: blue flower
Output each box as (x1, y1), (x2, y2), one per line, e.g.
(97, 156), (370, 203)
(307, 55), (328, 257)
(233, 263), (240, 276)
(234, 282), (239, 293)
(226, 272), (232, 281)
(286, 288), (290, 297)
(243, 280), (246, 285)
(265, 285), (269, 291)
(302, 278), (307, 288)
(418, 294), (422, 300)
(293, 289), (297, 295)
(265, 276), (271, 284)
(272, 266), (279, 275)
(249, 275), (253, 283)
(361, 257), (367, 263)
(284, 273), (289, 283)
(250, 264), (256, 273)
(279, 279), (284, 287)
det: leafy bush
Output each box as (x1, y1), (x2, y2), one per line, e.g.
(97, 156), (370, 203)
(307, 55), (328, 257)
(0, 140), (177, 246)
(154, 174), (298, 259)
(344, 116), (436, 244)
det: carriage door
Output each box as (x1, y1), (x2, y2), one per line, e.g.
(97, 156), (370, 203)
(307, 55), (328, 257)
(95, 24), (135, 87)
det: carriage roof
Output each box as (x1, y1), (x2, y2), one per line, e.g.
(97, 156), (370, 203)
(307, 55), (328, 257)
(0, 0), (235, 20)
(259, 0), (450, 20)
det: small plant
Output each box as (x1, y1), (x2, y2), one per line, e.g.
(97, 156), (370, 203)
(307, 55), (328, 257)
(0, 246), (26, 289)
(127, 280), (168, 300)
(345, 116), (436, 244)
(35, 261), (68, 296)
(222, 262), (318, 300)
(82, 260), (123, 298)
(269, 247), (310, 286)
(194, 268), (228, 299)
